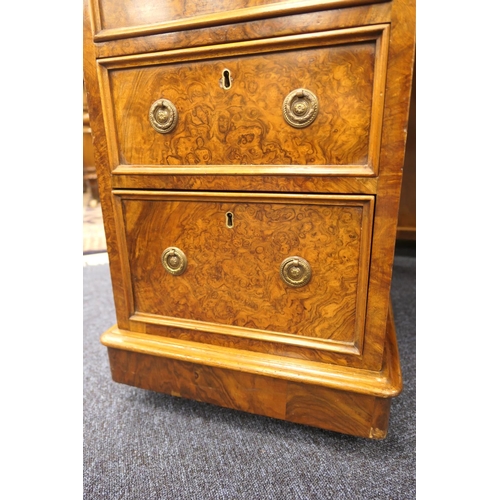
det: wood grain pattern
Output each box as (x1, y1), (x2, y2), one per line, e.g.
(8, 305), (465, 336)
(285, 382), (391, 438)
(84, 0), (133, 330)
(93, 0), (387, 41)
(129, 317), (360, 365)
(83, 83), (99, 202)
(99, 27), (387, 174)
(94, 3), (392, 60)
(110, 174), (379, 194)
(108, 345), (393, 437)
(84, 0), (415, 437)
(97, 0), (280, 30)
(358, 0), (415, 370)
(103, 303), (400, 438)
(102, 301), (401, 396)
(108, 346), (288, 419)
(115, 191), (373, 354)
(397, 60), (416, 240)
(117, 47), (373, 166)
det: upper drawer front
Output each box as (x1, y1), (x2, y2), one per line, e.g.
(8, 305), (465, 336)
(114, 191), (374, 360)
(92, 0), (386, 41)
(96, 0), (280, 31)
(98, 25), (389, 176)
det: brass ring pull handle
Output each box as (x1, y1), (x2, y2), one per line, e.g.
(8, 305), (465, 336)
(280, 256), (312, 287)
(161, 247), (187, 275)
(149, 99), (179, 134)
(282, 88), (319, 128)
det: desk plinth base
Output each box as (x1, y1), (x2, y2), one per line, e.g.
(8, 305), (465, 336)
(101, 310), (402, 440)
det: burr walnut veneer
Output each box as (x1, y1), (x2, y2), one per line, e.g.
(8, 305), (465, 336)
(84, 0), (415, 439)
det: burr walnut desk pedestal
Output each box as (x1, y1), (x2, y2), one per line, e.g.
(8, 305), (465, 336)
(83, 0), (416, 439)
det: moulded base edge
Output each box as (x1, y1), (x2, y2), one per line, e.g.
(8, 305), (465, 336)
(100, 307), (402, 439)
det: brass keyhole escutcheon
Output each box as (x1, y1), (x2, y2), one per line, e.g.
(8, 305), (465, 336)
(149, 98), (179, 134)
(280, 256), (312, 287)
(226, 211), (234, 228)
(220, 69), (233, 90)
(161, 247), (187, 275)
(282, 88), (319, 128)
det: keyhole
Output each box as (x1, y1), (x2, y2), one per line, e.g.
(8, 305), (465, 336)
(226, 211), (234, 228)
(221, 69), (232, 90)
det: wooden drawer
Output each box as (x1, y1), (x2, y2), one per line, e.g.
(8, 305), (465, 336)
(113, 191), (374, 362)
(98, 24), (388, 177)
(95, 0), (285, 32)
(92, 0), (385, 41)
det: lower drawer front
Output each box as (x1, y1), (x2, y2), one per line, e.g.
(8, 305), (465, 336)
(114, 191), (374, 357)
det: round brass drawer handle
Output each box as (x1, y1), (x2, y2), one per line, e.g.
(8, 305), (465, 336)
(280, 256), (312, 288)
(282, 88), (319, 128)
(149, 98), (178, 134)
(161, 247), (187, 275)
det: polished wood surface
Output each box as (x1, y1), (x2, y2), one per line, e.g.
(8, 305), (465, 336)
(83, 83), (99, 202)
(112, 191), (373, 364)
(93, 0), (388, 41)
(357, 0), (416, 370)
(102, 303), (401, 439)
(84, 0), (416, 438)
(119, 192), (371, 339)
(108, 42), (375, 167)
(94, 2), (392, 60)
(98, 24), (388, 176)
(397, 61), (416, 240)
(97, 0), (283, 30)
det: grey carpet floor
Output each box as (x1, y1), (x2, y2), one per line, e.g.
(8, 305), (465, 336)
(83, 252), (416, 500)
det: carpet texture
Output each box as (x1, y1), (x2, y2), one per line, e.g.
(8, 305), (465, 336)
(83, 252), (416, 499)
